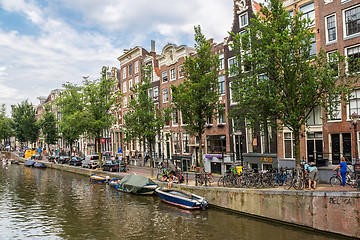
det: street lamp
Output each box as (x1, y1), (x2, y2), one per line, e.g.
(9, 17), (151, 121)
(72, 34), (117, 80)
(350, 112), (360, 190)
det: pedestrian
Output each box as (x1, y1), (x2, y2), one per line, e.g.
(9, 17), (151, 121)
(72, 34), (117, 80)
(167, 172), (178, 189)
(304, 162), (318, 190)
(333, 157), (347, 187)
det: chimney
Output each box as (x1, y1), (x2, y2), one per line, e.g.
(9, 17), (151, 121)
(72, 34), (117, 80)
(151, 40), (155, 52)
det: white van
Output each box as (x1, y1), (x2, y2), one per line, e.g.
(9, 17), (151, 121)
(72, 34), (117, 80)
(82, 155), (100, 168)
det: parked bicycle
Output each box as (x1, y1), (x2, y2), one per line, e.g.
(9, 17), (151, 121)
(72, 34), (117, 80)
(330, 169), (357, 188)
(196, 171), (213, 186)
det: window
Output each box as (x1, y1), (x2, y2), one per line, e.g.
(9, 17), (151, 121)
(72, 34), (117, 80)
(129, 64), (133, 76)
(349, 89), (360, 115)
(178, 65), (184, 78)
(331, 133), (352, 164)
(123, 66), (127, 79)
(344, 5), (360, 37)
(326, 14), (337, 43)
(328, 95), (342, 121)
(327, 51), (339, 75)
(218, 111), (226, 124)
(309, 37), (317, 56)
(228, 57), (238, 77)
(207, 115), (213, 125)
(162, 88), (169, 102)
(170, 68), (176, 80)
(300, 2), (315, 26)
(239, 12), (248, 28)
(148, 88), (153, 98)
(218, 75), (225, 95)
(135, 76), (139, 85)
(207, 135), (226, 154)
(284, 132), (295, 158)
(162, 71), (168, 82)
(135, 61), (139, 74)
(153, 87), (158, 97)
(219, 54), (224, 70)
(172, 108), (179, 125)
(346, 45), (360, 73)
(123, 96), (127, 107)
(123, 81), (127, 93)
(307, 106), (322, 125)
(129, 79), (133, 90)
(182, 134), (189, 153)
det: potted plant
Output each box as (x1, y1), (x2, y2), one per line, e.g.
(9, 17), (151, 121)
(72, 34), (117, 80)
(216, 154), (223, 159)
(205, 154), (213, 159)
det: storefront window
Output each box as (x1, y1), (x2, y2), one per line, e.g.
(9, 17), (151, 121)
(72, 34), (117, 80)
(207, 135), (226, 154)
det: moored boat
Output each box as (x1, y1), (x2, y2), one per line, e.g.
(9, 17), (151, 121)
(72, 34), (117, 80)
(34, 162), (46, 168)
(90, 174), (108, 182)
(109, 178), (121, 188)
(24, 160), (35, 167)
(155, 188), (208, 210)
(116, 175), (158, 195)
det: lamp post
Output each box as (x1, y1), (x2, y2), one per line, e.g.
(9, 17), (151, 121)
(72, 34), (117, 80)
(350, 112), (360, 190)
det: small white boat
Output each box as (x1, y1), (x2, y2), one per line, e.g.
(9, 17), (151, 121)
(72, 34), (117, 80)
(155, 188), (208, 210)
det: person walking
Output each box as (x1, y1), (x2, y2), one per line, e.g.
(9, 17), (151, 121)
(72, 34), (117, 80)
(304, 162), (318, 190)
(333, 157), (347, 187)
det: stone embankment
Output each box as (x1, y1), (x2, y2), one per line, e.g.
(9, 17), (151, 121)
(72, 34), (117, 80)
(4, 151), (360, 239)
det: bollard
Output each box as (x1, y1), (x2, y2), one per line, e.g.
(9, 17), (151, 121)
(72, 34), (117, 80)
(186, 172), (188, 185)
(195, 173), (198, 186)
(204, 172), (207, 187)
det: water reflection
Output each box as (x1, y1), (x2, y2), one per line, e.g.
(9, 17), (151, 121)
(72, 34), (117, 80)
(0, 165), (347, 240)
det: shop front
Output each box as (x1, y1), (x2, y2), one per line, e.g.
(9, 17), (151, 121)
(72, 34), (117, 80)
(242, 153), (278, 171)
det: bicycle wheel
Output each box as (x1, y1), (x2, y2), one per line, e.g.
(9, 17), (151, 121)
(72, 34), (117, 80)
(223, 176), (234, 187)
(217, 176), (224, 187)
(330, 176), (342, 187)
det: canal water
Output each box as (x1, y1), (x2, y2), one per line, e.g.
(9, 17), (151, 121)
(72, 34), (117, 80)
(0, 164), (347, 240)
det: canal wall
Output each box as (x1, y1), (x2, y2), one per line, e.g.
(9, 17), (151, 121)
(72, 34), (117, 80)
(4, 151), (360, 239)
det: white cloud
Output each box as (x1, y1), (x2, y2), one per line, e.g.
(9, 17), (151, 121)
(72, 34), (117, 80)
(0, 0), (235, 114)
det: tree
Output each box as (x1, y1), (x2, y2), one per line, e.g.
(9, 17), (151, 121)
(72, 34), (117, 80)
(123, 66), (170, 177)
(83, 66), (120, 168)
(171, 26), (220, 170)
(230, 0), (357, 168)
(40, 104), (58, 147)
(12, 100), (40, 146)
(56, 83), (87, 156)
(0, 104), (13, 147)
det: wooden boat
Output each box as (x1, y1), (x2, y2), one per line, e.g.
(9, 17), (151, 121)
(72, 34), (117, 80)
(155, 188), (208, 210)
(34, 162), (46, 168)
(90, 174), (108, 182)
(116, 175), (158, 195)
(24, 160), (35, 167)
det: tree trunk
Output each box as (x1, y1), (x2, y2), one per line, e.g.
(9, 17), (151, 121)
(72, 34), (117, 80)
(198, 131), (204, 171)
(294, 129), (301, 169)
(97, 136), (102, 168)
(263, 122), (269, 153)
(149, 142), (154, 178)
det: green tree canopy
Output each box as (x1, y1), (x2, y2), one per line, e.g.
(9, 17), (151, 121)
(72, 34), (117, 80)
(40, 104), (59, 146)
(0, 104), (13, 145)
(171, 25), (220, 169)
(123, 66), (170, 177)
(12, 100), (40, 145)
(83, 66), (120, 168)
(230, 0), (357, 167)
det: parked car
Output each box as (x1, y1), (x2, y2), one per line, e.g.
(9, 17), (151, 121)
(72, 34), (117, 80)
(58, 156), (70, 164)
(49, 155), (59, 162)
(102, 160), (121, 172)
(82, 155), (100, 169)
(31, 154), (42, 160)
(68, 156), (83, 166)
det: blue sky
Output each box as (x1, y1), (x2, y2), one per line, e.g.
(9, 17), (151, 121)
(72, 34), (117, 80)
(0, 0), (236, 114)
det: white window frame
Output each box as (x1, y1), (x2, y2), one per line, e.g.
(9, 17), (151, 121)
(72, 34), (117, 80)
(170, 68), (176, 81)
(129, 79), (133, 90)
(162, 88), (169, 103)
(134, 76), (139, 85)
(218, 75), (225, 95)
(219, 54), (224, 70)
(228, 57), (237, 77)
(343, 4), (360, 38)
(153, 86), (158, 97)
(135, 61), (139, 74)
(178, 65), (184, 78)
(162, 71), (168, 83)
(122, 66), (127, 79)
(284, 131), (295, 159)
(123, 96), (127, 107)
(345, 44), (360, 74)
(239, 12), (248, 28)
(123, 81), (127, 93)
(325, 13), (337, 43)
(300, 2), (315, 27)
